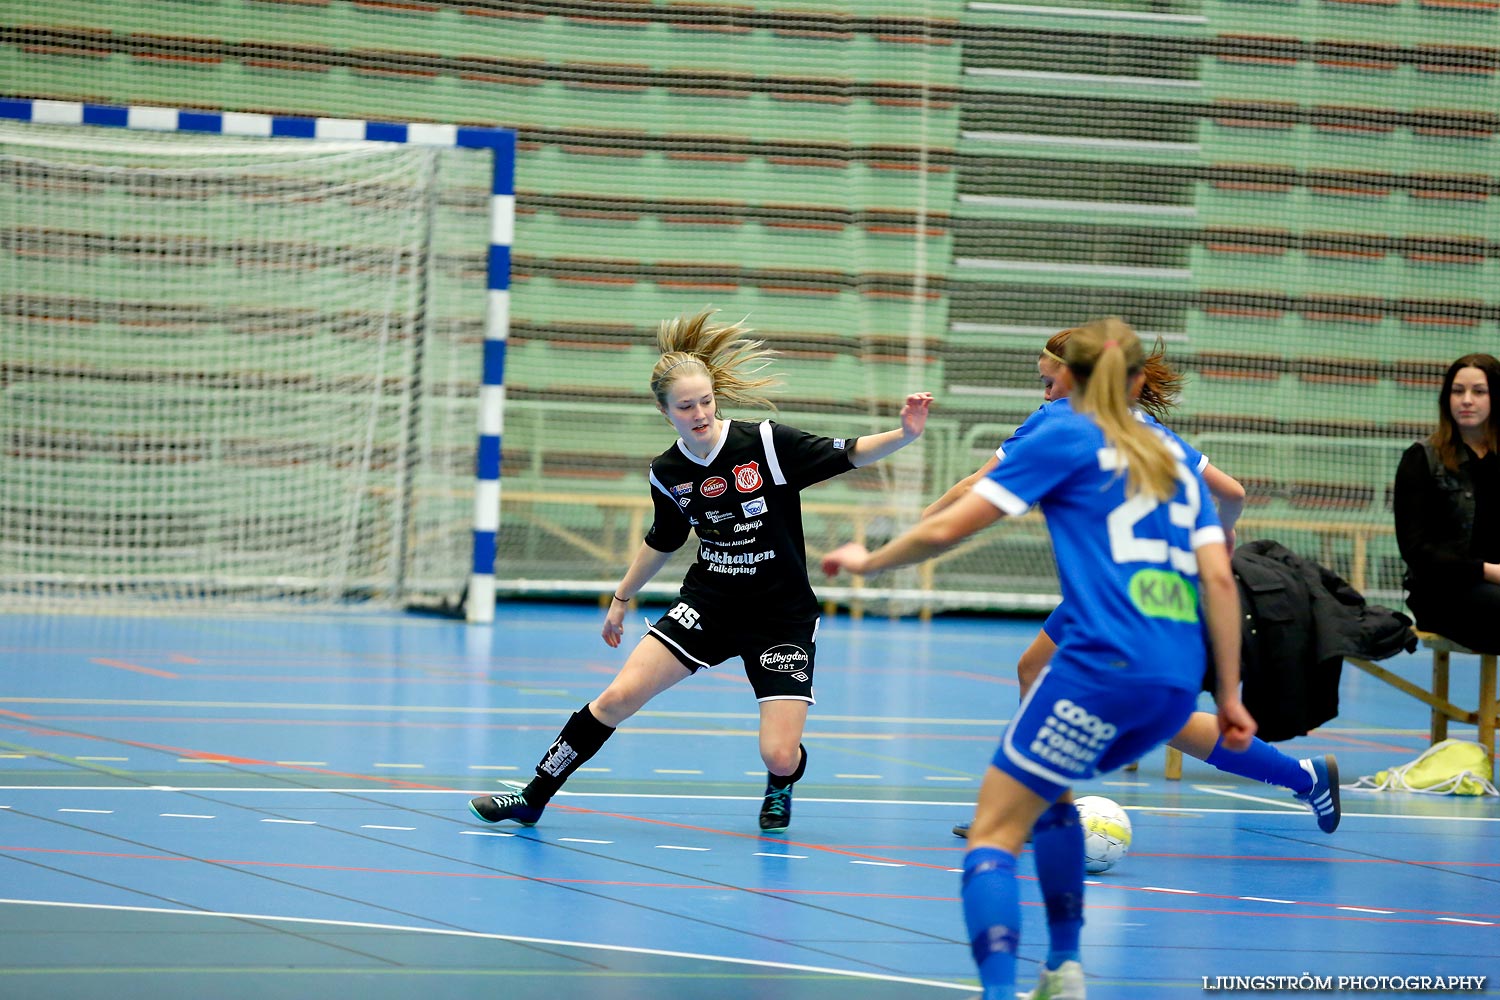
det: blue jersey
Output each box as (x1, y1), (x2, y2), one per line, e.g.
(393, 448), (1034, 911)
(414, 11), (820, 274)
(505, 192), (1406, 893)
(996, 398), (1208, 478)
(973, 408), (1224, 691)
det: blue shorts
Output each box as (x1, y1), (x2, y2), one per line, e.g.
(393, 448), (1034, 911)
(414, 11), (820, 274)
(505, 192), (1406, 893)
(993, 663), (1197, 801)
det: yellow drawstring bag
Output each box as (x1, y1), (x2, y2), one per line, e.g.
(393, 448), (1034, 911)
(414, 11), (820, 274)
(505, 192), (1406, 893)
(1352, 739), (1497, 796)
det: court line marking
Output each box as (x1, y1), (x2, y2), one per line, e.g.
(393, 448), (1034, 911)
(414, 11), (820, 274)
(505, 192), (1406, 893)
(1, 786), (1496, 823)
(0, 898), (977, 992)
(0, 697), (1009, 726)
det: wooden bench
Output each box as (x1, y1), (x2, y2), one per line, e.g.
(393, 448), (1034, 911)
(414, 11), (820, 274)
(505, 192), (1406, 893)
(1347, 630), (1498, 760)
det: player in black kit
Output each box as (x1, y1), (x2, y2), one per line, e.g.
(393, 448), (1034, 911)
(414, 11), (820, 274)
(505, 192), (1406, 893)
(470, 309), (932, 832)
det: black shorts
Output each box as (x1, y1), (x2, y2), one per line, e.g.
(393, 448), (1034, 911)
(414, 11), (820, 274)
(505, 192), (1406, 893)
(647, 597), (819, 704)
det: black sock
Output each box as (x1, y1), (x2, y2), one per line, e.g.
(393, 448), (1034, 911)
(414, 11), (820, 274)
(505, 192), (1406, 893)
(767, 744), (807, 790)
(524, 704), (615, 806)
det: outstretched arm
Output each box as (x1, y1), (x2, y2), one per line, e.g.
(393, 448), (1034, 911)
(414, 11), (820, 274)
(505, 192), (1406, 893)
(848, 392), (933, 469)
(602, 543), (677, 648)
(823, 489), (1002, 577)
(1197, 540), (1255, 750)
(923, 456), (1000, 519)
(1201, 463), (1245, 547)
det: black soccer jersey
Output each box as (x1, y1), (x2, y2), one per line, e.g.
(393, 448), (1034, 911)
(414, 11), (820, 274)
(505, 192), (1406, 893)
(643, 419), (859, 621)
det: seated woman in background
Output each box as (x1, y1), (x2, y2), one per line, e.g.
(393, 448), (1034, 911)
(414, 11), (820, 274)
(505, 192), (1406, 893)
(1394, 353), (1500, 653)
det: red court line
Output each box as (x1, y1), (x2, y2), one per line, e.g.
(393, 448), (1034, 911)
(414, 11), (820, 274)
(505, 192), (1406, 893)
(91, 658), (180, 680)
(2, 843), (1494, 925)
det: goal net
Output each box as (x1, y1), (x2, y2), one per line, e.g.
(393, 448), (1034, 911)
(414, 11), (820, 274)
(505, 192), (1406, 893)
(0, 119), (487, 610)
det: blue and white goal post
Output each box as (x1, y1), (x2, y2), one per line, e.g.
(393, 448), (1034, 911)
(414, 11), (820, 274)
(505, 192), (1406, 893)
(0, 98), (513, 624)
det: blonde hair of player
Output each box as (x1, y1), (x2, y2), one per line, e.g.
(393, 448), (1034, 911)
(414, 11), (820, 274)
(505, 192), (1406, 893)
(649, 309), (782, 412)
(1065, 317), (1178, 502)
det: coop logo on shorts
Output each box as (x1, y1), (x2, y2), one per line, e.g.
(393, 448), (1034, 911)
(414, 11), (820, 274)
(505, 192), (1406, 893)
(759, 644), (809, 673)
(732, 461), (762, 492)
(1051, 699), (1118, 742)
(700, 477), (728, 498)
(670, 482), (694, 508)
(741, 496), (767, 518)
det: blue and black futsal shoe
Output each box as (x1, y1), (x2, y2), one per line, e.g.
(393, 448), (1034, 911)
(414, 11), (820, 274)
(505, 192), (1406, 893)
(1295, 754), (1341, 833)
(759, 782), (793, 833)
(469, 791), (543, 827)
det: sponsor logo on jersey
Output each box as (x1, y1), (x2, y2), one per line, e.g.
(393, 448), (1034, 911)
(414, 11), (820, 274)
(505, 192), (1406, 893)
(732, 461), (762, 492)
(741, 496), (767, 517)
(759, 644), (810, 673)
(734, 519), (763, 533)
(703, 509), (735, 523)
(700, 477), (728, 498)
(670, 482), (694, 508)
(833, 438), (846, 450)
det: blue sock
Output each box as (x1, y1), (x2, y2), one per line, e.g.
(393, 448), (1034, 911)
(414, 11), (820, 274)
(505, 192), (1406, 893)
(1205, 735), (1311, 794)
(1032, 800), (1084, 968)
(962, 846), (1020, 999)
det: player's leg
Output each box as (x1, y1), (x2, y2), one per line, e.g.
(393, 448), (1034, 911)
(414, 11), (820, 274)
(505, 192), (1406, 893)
(469, 630), (695, 826)
(1169, 711), (1340, 833)
(745, 620), (817, 832)
(964, 766), (1053, 1000)
(756, 699), (808, 833)
(1015, 627), (1058, 694)
(952, 626), (1059, 838)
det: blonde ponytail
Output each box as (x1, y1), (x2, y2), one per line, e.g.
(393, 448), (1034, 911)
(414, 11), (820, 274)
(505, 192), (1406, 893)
(650, 309), (781, 411)
(1065, 317), (1178, 501)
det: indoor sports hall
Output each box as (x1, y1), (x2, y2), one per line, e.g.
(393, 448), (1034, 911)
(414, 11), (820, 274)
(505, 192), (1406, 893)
(3, 1), (1498, 998)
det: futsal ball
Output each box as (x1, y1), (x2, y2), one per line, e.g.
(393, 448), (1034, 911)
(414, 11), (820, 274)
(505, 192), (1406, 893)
(1074, 795), (1132, 874)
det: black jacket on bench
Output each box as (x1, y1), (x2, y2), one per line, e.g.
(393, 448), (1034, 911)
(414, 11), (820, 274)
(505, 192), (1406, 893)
(1221, 539), (1416, 741)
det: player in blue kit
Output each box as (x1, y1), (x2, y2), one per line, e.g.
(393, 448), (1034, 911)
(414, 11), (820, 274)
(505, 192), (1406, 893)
(934, 327), (1338, 840)
(823, 317), (1257, 1000)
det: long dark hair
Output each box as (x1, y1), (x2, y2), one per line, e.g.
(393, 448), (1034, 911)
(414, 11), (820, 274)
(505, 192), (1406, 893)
(1044, 325), (1183, 421)
(1430, 353), (1500, 471)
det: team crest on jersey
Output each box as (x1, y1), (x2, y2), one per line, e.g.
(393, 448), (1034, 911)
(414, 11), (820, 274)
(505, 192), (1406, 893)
(741, 497), (767, 517)
(670, 482), (694, 508)
(700, 477), (728, 498)
(732, 461), (762, 492)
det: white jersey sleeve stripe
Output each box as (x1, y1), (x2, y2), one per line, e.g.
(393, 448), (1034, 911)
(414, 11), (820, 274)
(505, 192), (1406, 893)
(759, 419), (788, 485)
(973, 476), (1032, 517)
(648, 467), (674, 499)
(1191, 525), (1226, 549)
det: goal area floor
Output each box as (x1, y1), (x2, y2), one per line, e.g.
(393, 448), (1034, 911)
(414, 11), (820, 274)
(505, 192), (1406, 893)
(1, 603), (1495, 999)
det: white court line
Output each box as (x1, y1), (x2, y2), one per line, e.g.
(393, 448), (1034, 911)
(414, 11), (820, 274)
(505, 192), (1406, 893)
(558, 838), (612, 845)
(1190, 785), (1307, 811)
(0, 898), (978, 992)
(657, 845), (710, 852)
(160, 813), (214, 819)
(1, 785), (1497, 824)
(361, 825), (415, 831)
(753, 852), (807, 859)
(58, 809), (112, 815)
(260, 819), (315, 825)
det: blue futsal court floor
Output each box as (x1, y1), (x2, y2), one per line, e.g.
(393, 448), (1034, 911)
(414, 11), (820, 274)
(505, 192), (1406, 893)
(1, 603), (1496, 999)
